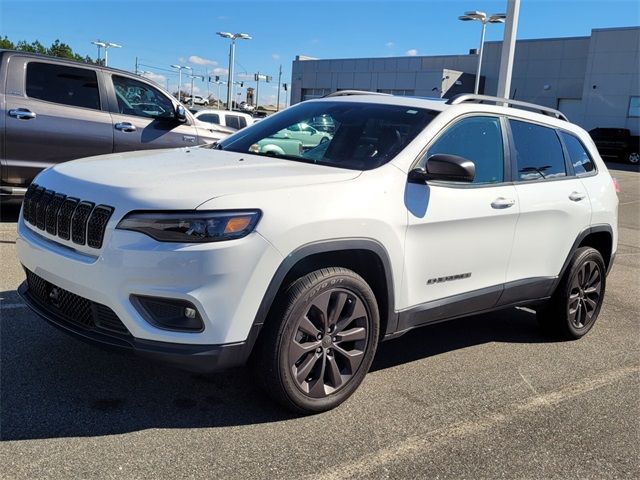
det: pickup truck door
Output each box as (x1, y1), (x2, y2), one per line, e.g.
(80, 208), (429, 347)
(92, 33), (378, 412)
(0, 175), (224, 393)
(106, 73), (200, 151)
(3, 57), (113, 187)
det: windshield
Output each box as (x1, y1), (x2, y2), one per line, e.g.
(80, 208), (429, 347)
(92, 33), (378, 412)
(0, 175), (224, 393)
(217, 101), (438, 170)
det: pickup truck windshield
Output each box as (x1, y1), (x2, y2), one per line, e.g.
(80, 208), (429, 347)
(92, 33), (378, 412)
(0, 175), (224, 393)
(217, 101), (437, 170)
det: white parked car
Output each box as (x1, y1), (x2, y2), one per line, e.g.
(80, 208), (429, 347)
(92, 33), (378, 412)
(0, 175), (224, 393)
(194, 109), (254, 130)
(183, 95), (207, 106)
(17, 92), (618, 413)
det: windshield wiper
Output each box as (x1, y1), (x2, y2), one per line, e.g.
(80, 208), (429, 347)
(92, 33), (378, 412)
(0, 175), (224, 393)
(520, 166), (551, 179)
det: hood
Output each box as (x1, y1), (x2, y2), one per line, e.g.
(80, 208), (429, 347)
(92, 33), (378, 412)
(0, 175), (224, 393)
(33, 147), (361, 211)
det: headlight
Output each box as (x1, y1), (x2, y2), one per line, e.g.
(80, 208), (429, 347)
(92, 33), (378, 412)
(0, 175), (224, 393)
(116, 210), (261, 243)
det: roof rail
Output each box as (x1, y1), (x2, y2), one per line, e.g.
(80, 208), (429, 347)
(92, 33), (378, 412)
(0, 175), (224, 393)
(323, 90), (391, 98)
(446, 94), (568, 121)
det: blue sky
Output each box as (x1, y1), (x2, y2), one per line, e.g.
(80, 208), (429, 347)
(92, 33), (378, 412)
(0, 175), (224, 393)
(1, 0), (639, 106)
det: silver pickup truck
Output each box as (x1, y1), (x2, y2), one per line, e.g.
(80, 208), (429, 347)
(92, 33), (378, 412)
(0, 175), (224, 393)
(0, 50), (233, 199)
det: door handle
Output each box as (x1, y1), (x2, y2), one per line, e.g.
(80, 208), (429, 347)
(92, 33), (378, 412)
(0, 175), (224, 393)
(569, 191), (586, 202)
(115, 122), (137, 132)
(491, 197), (516, 209)
(8, 108), (36, 120)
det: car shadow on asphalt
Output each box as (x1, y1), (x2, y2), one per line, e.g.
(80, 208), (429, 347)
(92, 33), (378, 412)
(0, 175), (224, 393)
(0, 293), (549, 441)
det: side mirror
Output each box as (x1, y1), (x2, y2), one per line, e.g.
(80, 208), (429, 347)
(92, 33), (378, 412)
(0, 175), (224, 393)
(409, 153), (475, 183)
(175, 104), (187, 123)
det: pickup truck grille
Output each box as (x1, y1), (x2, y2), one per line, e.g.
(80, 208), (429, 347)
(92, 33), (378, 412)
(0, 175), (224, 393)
(23, 184), (114, 249)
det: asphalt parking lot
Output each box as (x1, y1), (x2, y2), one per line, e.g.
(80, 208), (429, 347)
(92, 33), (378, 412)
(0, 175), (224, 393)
(1, 165), (638, 479)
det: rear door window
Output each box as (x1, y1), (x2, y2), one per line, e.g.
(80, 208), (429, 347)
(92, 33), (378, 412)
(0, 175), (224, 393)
(510, 119), (567, 181)
(226, 115), (241, 130)
(559, 131), (596, 176)
(26, 62), (101, 110)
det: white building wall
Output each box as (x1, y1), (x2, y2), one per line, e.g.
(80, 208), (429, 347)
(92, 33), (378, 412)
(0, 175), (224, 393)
(291, 27), (640, 134)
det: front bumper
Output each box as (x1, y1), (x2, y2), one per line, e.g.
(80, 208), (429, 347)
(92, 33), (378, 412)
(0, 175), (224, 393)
(18, 279), (260, 372)
(17, 217), (283, 346)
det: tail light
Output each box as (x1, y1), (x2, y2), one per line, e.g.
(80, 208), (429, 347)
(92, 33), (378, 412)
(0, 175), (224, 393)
(612, 177), (621, 193)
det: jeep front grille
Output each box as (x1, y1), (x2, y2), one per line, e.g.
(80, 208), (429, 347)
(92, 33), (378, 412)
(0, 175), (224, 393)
(23, 184), (114, 249)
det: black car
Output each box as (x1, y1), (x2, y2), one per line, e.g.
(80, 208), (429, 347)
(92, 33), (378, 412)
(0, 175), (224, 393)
(589, 128), (640, 164)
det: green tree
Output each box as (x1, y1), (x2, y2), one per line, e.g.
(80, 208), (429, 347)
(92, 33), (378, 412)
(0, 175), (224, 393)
(0, 36), (15, 49)
(1, 36), (98, 64)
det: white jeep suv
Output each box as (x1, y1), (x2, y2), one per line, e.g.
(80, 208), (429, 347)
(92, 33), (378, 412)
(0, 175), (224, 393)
(17, 92), (618, 413)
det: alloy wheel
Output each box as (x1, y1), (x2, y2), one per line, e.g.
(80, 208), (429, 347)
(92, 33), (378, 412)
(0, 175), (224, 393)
(568, 260), (603, 329)
(629, 152), (639, 164)
(288, 288), (369, 398)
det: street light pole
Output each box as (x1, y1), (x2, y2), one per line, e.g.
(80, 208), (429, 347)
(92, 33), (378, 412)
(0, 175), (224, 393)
(217, 32), (251, 111)
(459, 11), (505, 94)
(91, 41), (105, 63)
(102, 42), (121, 67)
(276, 64), (282, 111)
(171, 65), (192, 101)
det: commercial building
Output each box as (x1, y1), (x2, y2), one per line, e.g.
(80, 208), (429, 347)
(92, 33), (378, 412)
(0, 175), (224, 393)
(291, 27), (640, 134)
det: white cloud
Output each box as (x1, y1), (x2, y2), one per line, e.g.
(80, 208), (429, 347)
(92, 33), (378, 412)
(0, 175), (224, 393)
(385, 42), (395, 48)
(272, 53), (280, 60)
(406, 49), (418, 56)
(188, 55), (217, 66)
(237, 73), (254, 81)
(178, 56), (186, 63)
(213, 67), (229, 75)
(141, 72), (167, 86)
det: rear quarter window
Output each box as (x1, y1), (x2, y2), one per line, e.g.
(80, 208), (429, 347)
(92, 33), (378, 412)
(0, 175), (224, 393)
(560, 131), (596, 176)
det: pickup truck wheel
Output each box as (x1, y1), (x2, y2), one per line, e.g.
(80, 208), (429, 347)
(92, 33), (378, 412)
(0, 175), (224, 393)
(255, 267), (379, 413)
(628, 151), (639, 164)
(537, 247), (606, 340)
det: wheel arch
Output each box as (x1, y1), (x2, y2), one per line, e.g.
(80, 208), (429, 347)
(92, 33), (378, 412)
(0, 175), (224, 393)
(555, 225), (614, 292)
(250, 239), (398, 350)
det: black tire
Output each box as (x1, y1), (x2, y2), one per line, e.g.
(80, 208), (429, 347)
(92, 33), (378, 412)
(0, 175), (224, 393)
(254, 267), (379, 413)
(537, 247), (606, 339)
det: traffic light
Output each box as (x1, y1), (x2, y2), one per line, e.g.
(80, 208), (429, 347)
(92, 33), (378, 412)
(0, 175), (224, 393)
(283, 83), (288, 91)
(215, 75), (220, 82)
(240, 82), (244, 87)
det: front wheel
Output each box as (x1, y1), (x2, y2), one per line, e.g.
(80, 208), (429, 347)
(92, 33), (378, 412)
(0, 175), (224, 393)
(628, 151), (639, 164)
(537, 247), (606, 339)
(254, 267), (379, 413)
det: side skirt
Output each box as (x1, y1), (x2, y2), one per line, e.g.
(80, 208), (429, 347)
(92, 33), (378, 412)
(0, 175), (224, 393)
(388, 277), (556, 340)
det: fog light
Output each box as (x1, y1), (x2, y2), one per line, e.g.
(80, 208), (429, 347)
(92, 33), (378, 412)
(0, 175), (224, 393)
(130, 295), (204, 332)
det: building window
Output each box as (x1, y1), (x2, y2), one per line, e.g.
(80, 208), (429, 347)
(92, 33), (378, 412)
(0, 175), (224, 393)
(377, 89), (415, 97)
(628, 97), (640, 118)
(301, 88), (331, 101)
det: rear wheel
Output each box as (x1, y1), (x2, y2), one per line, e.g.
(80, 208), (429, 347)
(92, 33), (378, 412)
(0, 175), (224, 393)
(537, 247), (606, 339)
(254, 267), (379, 413)
(628, 151), (639, 164)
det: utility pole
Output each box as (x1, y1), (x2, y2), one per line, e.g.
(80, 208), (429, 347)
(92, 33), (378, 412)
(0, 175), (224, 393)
(255, 71), (260, 110)
(135, 57), (139, 75)
(276, 64), (282, 111)
(496, 0), (521, 100)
